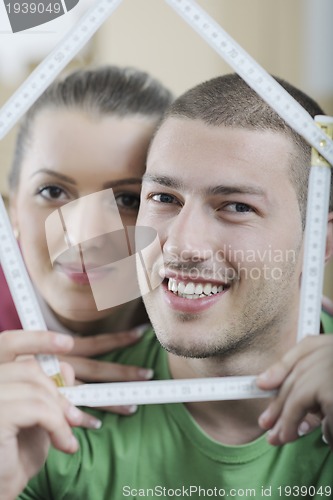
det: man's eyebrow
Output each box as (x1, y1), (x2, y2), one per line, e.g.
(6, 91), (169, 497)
(142, 173), (185, 190)
(142, 173), (265, 197)
(207, 184), (266, 197)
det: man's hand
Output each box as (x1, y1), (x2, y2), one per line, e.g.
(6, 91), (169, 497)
(0, 331), (100, 500)
(257, 335), (333, 449)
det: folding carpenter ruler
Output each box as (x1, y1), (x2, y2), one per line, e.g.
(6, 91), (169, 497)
(1, 0), (332, 405)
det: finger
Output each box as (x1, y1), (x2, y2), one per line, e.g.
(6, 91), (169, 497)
(258, 349), (323, 432)
(0, 331), (74, 363)
(61, 400), (102, 430)
(297, 412), (323, 437)
(321, 417), (333, 448)
(267, 342), (333, 444)
(59, 356), (154, 383)
(0, 362), (61, 398)
(258, 368), (298, 430)
(257, 336), (331, 390)
(0, 390), (78, 454)
(70, 325), (150, 357)
(95, 405), (138, 415)
(266, 371), (321, 445)
(0, 364), (100, 432)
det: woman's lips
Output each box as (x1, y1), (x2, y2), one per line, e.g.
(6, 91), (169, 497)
(56, 263), (113, 285)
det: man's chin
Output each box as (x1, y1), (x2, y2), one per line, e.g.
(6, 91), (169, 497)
(155, 333), (214, 359)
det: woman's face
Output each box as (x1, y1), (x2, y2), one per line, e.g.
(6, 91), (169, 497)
(10, 107), (157, 324)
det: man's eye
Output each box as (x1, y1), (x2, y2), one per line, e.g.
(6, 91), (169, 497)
(37, 185), (68, 201)
(115, 193), (140, 211)
(224, 202), (253, 213)
(151, 193), (177, 204)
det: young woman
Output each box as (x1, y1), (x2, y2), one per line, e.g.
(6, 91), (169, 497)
(1, 65), (172, 403)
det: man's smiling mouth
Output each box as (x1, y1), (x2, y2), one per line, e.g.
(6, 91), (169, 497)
(167, 277), (229, 299)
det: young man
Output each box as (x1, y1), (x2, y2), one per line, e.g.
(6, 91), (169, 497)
(1, 74), (333, 499)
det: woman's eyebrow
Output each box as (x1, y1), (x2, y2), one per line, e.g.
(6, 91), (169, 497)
(30, 168), (76, 185)
(103, 178), (142, 189)
(30, 169), (142, 189)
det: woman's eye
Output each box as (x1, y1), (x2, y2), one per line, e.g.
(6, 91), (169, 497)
(115, 193), (140, 211)
(224, 202), (253, 213)
(37, 185), (68, 201)
(151, 193), (177, 204)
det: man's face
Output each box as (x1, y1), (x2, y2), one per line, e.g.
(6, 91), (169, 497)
(137, 118), (304, 359)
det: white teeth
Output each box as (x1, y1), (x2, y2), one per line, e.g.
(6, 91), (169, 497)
(184, 282), (195, 294)
(167, 278), (227, 299)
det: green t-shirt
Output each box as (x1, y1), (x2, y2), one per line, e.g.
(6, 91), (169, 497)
(19, 315), (333, 500)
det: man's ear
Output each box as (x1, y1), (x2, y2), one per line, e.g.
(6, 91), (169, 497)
(325, 212), (333, 264)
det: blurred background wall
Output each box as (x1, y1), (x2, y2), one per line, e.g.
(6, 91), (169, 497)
(0, 0), (332, 297)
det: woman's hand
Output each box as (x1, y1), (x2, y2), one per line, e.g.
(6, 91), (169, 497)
(0, 331), (100, 500)
(59, 324), (153, 415)
(257, 335), (333, 449)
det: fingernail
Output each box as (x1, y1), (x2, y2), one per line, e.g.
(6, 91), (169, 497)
(138, 368), (154, 380)
(70, 434), (79, 452)
(53, 333), (72, 348)
(322, 434), (329, 445)
(126, 405), (138, 414)
(257, 371), (269, 382)
(133, 324), (150, 338)
(68, 405), (82, 423)
(298, 421), (311, 437)
(267, 428), (277, 439)
(258, 409), (270, 425)
(267, 423), (280, 439)
(89, 418), (102, 430)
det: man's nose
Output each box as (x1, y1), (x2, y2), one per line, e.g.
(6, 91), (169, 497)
(163, 203), (213, 263)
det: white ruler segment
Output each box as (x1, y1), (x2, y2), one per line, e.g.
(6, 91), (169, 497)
(165, 0), (333, 167)
(60, 377), (276, 406)
(297, 116), (333, 340)
(0, 0), (331, 404)
(0, 196), (61, 378)
(0, 0), (124, 140)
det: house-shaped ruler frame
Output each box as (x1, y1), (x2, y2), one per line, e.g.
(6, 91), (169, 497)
(0, 0), (332, 400)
